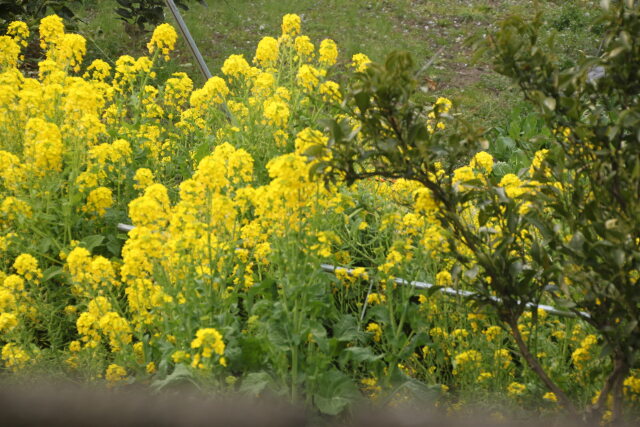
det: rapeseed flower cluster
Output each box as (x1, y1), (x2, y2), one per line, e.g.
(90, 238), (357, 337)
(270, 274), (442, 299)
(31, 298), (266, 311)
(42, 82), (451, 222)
(191, 328), (225, 361)
(147, 23), (178, 60)
(1, 343), (30, 371)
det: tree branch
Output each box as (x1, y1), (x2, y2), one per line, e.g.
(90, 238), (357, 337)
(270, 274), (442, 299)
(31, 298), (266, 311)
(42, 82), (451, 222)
(506, 316), (578, 416)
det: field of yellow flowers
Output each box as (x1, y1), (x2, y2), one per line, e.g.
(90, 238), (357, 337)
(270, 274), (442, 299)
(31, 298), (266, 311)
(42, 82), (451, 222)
(0, 13), (639, 418)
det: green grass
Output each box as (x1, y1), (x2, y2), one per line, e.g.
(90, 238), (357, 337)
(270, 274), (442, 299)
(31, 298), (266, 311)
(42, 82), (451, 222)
(74, 0), (602, 126)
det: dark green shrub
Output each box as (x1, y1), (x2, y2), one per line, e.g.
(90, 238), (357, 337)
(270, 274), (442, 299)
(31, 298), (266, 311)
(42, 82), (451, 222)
(114, 0), (207, 32)
(0, 0), (82, 32)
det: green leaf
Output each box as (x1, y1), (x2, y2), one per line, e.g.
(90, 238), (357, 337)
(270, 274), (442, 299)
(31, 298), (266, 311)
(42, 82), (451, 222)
(342, 346), (383, 363)
(543, 97), (556, 111)
(106, 236), (121, 257)
(509, 259), (523, 276)
(151, 364), (197, 391)
(393, 379), (440, 402)
(239, 372), (272, 396)
(464, 264), (479, 280)
(37, 237), (52, 253)
(192, 141), (213, 164)
(80, 235), (104, 251)
(611, 248), (625, 268)
(313, 369), (360, 415)
(568, 231), (584, 253)
(115, 8), (133, 19)
(354, 92), (371, 113)
(422, 285), (444, 298)
(42, 266), (63, 282)
(333, 314), (360, 342)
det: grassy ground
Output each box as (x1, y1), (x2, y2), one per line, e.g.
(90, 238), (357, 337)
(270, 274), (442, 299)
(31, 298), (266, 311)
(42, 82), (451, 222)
(76, 0), (602, 125)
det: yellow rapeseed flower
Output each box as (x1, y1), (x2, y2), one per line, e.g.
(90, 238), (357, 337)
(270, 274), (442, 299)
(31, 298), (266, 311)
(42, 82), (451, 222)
(477, 372), (493, 382)
(0, 313), (18, 333)
(319, 39), (338, 66)
(624, 375), (640, 401)
(128, 184), (171, 228)
(435, 271), (452, 286)
(1, 343), (30, 371)
(147, 23), (178, 60)
(361, 377), (382, 399)
(263, 97), (290, 128)
(498, 174), (525, 199)
(494, 349), (512, 369)
(133, 168), (155, 190)
(2, 275), (25, 292)
(452, 166), (476, 188)
(529, 149), (550, 176)
(13, 253), (42, 282)
(52, 33), (86, 71)
(254, 37), (279, 67)
(453, 350), (482, 372)
(366, 293), (386, 305)
(172, 350), (190, 363)
(98, 312), (132, 351)
(351, 267), (369, 281)
(221, 54), (251, 79)
(190, 76), (229, 111)
(470, 151), (494, 174)
(366, 323), (382, 342)
(281, 14), (302, 37)
(507, 382), (526, 397)
(434, 97), (452, 113)
(7, 21), (29, 47)
(105, 363), (127, 384)
(414, 188), (438, 213)
(24, 118), (64, 175)
(83, 187), (113, 217)
(0, 151), (26, 191)
(191, 327), (225, 359)
(84, 59), (111, 81)
(0, 36), (20, 69)
(319, 80), (341, 103)
(351, 53), (371, 72)
(483, 326), (502, 342)
(294, 36), (314, 57)
(39, 15), (65, 50)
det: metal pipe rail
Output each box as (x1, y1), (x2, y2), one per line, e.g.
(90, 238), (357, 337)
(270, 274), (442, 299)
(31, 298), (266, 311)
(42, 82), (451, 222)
(320, 263), (588, 319)
(116, 223), (588, 319)
(164, 0), (211, 79)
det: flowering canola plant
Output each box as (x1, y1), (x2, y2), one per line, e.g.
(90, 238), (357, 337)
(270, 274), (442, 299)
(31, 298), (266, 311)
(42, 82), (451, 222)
(0, 14), (636, 418)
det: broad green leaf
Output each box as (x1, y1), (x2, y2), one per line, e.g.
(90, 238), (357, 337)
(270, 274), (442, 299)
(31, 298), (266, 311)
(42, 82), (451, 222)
(313, 369), (360, 415)
(239, 372), (272, 396)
